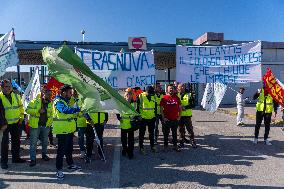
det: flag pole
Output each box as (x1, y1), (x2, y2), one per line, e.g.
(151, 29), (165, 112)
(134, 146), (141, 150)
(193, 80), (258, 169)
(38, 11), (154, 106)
(93, 127), (106, 162)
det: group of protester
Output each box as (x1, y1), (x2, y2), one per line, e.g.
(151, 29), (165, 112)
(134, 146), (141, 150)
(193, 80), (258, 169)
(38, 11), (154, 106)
(0, 79), (197, 180)
(1, 76), (279, 180)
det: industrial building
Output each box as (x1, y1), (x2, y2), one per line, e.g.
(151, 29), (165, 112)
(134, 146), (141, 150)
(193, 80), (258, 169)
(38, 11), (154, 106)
(2, 32), (284, 105)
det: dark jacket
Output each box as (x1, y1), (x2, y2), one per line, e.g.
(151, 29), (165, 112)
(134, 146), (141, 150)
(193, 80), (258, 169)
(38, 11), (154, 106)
(0, 98), (8, 127)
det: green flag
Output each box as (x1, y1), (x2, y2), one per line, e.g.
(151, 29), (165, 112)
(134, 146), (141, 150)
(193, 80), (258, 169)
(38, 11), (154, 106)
(42, 45), (138, 115)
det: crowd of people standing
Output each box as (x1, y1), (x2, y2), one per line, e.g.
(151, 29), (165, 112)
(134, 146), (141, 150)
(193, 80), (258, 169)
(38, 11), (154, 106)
(0, 79), (198, 180)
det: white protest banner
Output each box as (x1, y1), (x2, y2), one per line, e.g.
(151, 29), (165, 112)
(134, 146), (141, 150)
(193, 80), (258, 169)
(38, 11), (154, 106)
(0, 29), (19, 76)
(176, 41), (262, 84)
(201, 82), (227, 112)
(75, 48), (155, 88)
(22, 67), (41, 109)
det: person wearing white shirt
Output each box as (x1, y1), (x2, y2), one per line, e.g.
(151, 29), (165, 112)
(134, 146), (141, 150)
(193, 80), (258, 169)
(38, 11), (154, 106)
(236, 87), (245, 126)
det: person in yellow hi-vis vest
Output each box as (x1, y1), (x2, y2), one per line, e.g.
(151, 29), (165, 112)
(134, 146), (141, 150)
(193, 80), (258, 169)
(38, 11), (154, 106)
(253, 83), (278, 145)
(154, 83), (164, 145)
(84, 111), (108, 163)
(0, 83), (8, 173)
(0, 79), (25, 170)
(53, 85), (81, 180)
(137, 86), (157, 154)
(69, 90), (87, 159)
(116, 89), (139, 159)
(26, 89), (53, 167)
(177, 83), (197, 148)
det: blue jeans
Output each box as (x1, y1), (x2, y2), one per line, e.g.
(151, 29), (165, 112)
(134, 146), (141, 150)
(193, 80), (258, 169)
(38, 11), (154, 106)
(30, 126), (50, 161)
(77, 127), (86, 152)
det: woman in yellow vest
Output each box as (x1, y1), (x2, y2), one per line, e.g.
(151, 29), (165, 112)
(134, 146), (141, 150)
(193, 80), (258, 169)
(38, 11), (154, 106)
(26, 89), (53, 167)
(0, 79), (25, 170)
(116, 90), (137, 159)
(253, 84), (278, 145)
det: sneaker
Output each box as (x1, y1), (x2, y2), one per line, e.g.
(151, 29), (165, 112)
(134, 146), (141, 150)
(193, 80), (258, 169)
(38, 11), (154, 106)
(191, 140), (197, 148)
(80, 151), (86, 159)
(173, 146), (181, 152)
(265, 140), (272, 146)
(253, 138), (258, 144)
(12, 158), (26, 163)
(178, 143), (185, 148)
(68, 164), (82, 171)
(56, 170), (64, 180)
(29, 160), (36, 167)
(140, 148), (147, 155)
(42, 155), (50, 161)
(85, 157), (91, 164)
(184, 138), (190, 144)
(151, 146), (158, 153)
(236, 122), (242, 126)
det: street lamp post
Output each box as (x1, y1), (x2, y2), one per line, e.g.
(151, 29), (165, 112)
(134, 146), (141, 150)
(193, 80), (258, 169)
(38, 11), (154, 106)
(164, 69), (167, 93)
(81, 30), (85, 43)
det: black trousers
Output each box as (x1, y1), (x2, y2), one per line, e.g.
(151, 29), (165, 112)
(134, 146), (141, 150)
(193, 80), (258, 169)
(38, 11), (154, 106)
(48, 130), (54, 145)
(254, 111), (272, 140)
(179, 116), (195, 142)
(56, 133), (74, 170)
(1, 123), (21, 164)
(121, 129), (134, 156)
(162, 120), (178, 146)
(86, 123), (104, 158)
(154, 115), (163, 142)
(139, 118), (155, 148)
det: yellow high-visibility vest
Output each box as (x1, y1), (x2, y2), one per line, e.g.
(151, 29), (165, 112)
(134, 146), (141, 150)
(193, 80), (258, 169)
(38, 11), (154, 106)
(88, 112), (106, 124)
(256, 89), (273, 113)
(139, 93), (156, 119)
(0, 92), (24, 124)
(177, 93), (192, 117)
(53, 98), (76, 134)
(120, 102), (137, 130)
(155, 94), (163, 115)
(26, 97), (53, 128)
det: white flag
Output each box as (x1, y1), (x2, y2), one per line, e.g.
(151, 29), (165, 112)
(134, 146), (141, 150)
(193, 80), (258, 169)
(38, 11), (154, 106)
(0, 29), (19, 76)
(22, 67), (41, 109)
(201, 82), (227, 112)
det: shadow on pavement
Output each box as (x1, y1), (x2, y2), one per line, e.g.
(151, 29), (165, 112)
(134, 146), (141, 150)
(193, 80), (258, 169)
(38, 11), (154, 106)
(119, 134), (284, 188)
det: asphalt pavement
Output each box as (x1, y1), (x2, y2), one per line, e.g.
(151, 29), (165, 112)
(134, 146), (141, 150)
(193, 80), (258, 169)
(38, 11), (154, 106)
(1, 108), (284, 189)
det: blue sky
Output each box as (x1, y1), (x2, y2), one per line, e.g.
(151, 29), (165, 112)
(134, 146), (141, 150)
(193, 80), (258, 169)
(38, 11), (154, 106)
(0, 0), (283, 43)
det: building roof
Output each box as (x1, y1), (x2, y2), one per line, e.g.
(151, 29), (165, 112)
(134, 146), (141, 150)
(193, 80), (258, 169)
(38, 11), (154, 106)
(15, 33), (284, 69)
(16, 41), (176, 69)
